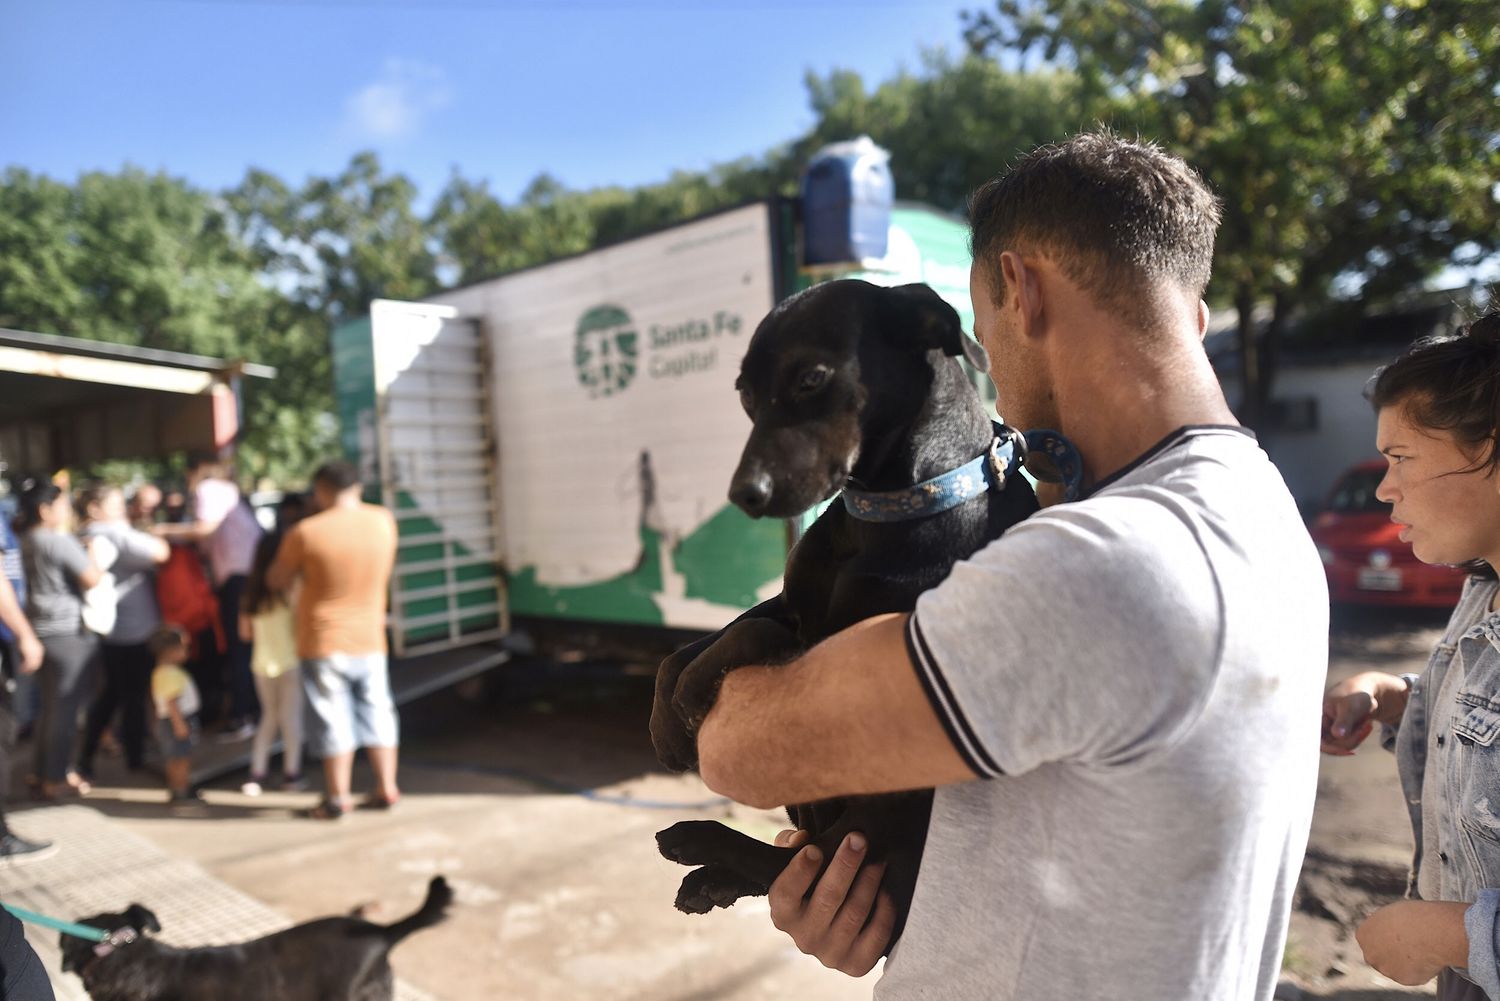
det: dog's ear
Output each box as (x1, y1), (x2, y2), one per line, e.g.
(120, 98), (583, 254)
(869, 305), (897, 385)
(888, 283), (988, 370)
(125, 904), (161, 935)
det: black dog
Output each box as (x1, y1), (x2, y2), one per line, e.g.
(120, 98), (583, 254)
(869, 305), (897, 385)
(60, 876), (452, 1001)
(650, 279), (1039, 937)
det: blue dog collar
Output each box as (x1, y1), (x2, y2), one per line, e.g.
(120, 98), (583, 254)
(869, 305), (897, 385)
(842, 426), (1027, 523)
(1022, 428), (1084, 502)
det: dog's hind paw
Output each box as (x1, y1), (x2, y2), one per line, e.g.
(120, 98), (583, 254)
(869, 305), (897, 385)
(675, 865), (765, 914)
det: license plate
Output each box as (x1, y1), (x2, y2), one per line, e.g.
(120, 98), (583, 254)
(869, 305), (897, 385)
(1357, 568), (1403, 592)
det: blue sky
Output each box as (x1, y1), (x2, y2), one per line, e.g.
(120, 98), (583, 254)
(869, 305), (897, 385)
(1, 0), (970, 204)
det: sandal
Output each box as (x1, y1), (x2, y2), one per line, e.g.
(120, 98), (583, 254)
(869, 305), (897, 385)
(305, 798), (347, 821)
(34, 780), (79, 801)
(361, 792), (401, 811)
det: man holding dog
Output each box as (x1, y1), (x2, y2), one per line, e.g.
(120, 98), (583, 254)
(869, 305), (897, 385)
(694, 132), (1327, 999)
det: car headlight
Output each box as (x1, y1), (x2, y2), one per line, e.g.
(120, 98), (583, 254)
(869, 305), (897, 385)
(1317, 546), (1335, 566)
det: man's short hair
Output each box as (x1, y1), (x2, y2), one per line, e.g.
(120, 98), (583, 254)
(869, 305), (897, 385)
(969, 131), (1222, 331)
(185, 450), (220, 474)
(312, 461), (361, 493)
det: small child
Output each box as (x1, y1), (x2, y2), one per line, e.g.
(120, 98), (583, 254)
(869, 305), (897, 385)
(239, 533), (304, 795)
(149, 624), (201, 804)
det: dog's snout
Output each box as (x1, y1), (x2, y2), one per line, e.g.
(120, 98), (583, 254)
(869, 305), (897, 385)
(730, 471), (774, 516)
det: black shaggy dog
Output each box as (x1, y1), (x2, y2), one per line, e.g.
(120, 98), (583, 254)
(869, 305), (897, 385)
(60, 876), (452, 1001)
(650, 279), (1039, 939)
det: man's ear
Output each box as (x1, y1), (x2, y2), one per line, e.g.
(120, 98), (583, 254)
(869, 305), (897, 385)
(889, 282), (989, 369)
(999, 252), (1044, 342)
(125, 904), (161, 934)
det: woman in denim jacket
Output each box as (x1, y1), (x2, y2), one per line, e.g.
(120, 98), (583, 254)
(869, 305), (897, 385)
(1323, 312), (1500, 1000)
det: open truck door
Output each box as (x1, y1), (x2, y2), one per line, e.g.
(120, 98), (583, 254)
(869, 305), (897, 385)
(366, 299), (508, 656)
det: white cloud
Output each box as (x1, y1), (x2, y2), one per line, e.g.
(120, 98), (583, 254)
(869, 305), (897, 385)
(342, 59), (453, 142)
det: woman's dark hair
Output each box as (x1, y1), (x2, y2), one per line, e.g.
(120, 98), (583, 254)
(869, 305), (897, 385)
(242, 532), (286, 617)
(75, 482), (120, 523)
(1368, 311), (1500, 578)
(14, 479), (63, 532)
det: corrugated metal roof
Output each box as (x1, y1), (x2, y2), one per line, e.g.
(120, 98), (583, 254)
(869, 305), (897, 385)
(0, 327), (276, 380)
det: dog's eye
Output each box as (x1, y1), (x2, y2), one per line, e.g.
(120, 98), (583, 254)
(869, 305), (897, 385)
(796, 366), (832, 397)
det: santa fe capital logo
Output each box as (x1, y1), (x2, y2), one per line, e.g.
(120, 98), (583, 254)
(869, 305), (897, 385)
(574, 304), (639, 398)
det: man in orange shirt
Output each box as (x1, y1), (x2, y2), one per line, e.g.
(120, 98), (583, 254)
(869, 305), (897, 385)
(268, 461), (399, 820)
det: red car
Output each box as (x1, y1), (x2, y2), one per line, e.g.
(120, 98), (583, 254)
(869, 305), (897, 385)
(1310, 460), (1469, 608)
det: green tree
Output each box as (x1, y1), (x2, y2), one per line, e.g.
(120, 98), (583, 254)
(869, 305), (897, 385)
(429, 157), (798, 286)
(224, 151), (441, 484)
(965, 0), (1500, 425)
(0, 166), (317, 481)
(0, 167), (264, 358)
(228, 151), (438, 324)
(429, 172), (612, 283)
(428, 56), (1081, 288)
(795, 53), (1083, 213)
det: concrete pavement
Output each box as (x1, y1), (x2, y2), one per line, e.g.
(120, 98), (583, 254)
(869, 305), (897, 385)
(5, 663), (875, 1000)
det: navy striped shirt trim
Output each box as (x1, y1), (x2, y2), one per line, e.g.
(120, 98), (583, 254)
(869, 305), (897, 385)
(1083, 424), (1256, 499)
(905, 614), (1005, 778)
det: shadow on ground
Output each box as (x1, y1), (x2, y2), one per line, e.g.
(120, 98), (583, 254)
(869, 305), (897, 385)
(1329, 603), (1451, 665)
(11, 655), (683, 827)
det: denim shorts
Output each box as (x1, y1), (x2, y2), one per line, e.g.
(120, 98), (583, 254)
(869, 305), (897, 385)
(301, 653), (399, 757)
(155, 715), (199, 759)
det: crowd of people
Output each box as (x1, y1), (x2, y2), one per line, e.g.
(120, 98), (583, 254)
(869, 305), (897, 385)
(0, 455), (402, 863)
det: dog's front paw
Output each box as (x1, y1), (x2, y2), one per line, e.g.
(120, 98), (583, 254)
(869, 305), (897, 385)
(671, 618), (803, 729)
(652, 643), (710, 772)
(656, 820), (719, 866)
(675, 865), (765, 914)
(649, 707), (699, 773)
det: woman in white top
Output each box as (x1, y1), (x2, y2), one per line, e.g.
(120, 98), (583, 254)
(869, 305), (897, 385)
(75, 483), (170, 779)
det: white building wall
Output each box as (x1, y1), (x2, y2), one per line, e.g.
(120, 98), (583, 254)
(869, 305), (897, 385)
(1260, 360), (1386, 512)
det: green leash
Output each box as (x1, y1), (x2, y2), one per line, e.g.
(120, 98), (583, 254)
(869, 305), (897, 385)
(2, 903), (110, 943)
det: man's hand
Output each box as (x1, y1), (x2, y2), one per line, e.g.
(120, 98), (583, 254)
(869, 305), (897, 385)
(1322, 671), (1409, 755)
(1356, 899), (1470, 985)
(17, 633), (43, 675)
(767, 830), (895, 977)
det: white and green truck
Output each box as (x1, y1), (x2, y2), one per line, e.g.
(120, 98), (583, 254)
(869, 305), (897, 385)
(333, 199), (985, 661)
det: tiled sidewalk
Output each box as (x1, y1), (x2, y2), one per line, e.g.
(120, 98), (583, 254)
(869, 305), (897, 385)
(0, 804), (434, 1000)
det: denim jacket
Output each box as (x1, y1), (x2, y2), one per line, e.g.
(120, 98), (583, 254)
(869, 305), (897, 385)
(1392, 575), (1500, 997)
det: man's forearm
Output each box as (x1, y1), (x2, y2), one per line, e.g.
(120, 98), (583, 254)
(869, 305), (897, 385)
(154, 520), (214, 542)
(698, 661), (826, 809)
(696, 614), (978, 809)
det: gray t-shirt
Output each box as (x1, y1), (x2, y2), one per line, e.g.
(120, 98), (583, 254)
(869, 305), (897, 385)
(82, 522), (163, 646)
(22, 528), (91, 638)
(884, 427), (1328, 1001)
